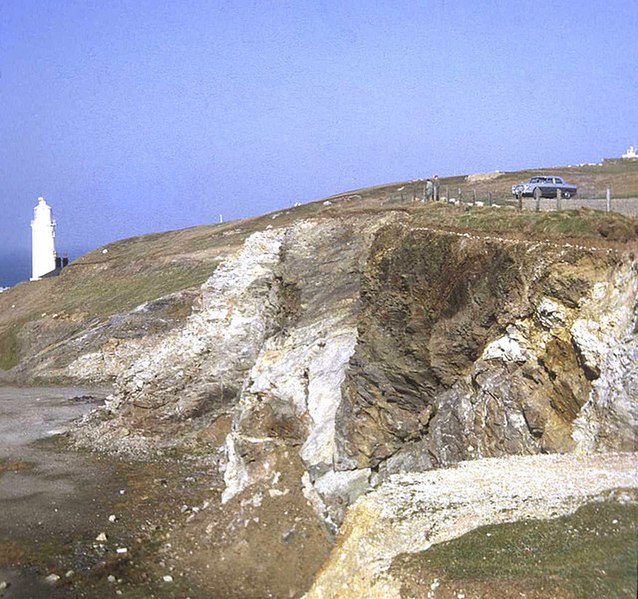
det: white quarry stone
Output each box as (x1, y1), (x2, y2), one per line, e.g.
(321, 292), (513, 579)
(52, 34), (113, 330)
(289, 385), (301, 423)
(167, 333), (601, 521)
(314, 468), (371, 504)
(481, 333), (528, 363)
(301, 468), (372, 532)
(226, 321), (359, 505)
(300, 331), (358, 473)
(222, 433), (255, 504)
(242, 331), (317, 416)
(44, 574), (61, 585)
(268, 488), (288, 497)
(571, 319), (604, 376)
(573, 335), (638, 452)
(535, 296), (567, 329)
(573, 262), (638, 451)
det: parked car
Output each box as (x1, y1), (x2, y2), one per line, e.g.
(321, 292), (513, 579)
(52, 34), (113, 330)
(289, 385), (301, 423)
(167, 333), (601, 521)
(511, 176), (577, 199)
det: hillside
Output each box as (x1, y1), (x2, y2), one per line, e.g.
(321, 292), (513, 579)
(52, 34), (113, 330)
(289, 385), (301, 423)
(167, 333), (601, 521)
(1, 166), (637, 377)
(0, 168), (637, 598)
(428, 157), (638, 201)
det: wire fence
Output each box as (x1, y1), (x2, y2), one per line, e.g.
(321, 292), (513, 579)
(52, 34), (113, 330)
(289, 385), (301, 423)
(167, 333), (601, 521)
(384, 181), (638, 217)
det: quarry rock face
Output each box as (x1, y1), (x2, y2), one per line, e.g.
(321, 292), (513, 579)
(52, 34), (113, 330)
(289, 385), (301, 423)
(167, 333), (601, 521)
(572, 263), (638, 452)
(64, 212), (638, 530)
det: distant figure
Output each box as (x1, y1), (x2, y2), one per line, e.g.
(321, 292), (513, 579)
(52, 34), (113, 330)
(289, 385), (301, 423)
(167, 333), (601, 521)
(433, 175), (440, 201)
(425, 179), (434, 202)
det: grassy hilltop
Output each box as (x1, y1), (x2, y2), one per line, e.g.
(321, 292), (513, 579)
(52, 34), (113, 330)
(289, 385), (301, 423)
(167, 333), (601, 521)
(1, 160), (637, 373)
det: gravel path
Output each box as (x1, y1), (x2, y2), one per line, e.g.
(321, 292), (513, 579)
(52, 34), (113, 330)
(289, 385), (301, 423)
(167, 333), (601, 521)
(304, 452), (638, 599)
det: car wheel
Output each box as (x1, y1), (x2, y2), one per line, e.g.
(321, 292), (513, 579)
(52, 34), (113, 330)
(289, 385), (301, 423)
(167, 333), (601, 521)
(564, 192), (571, 199)
(533, 187), (542, 200)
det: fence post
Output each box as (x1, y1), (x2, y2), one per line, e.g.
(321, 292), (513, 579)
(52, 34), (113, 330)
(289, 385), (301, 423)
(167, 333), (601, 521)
(488, 192), (492, 206)
(556, 188), (562, 211)
(472, 189), (477, 205)
(445, 185), (449, 202)
(458, 187), (462, 203)
(606, 188), (611, 212)
(518, 193), (523, 211)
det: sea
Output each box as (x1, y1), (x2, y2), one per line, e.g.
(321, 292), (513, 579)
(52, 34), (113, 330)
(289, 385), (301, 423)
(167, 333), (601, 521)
(0, 251), (30, 287)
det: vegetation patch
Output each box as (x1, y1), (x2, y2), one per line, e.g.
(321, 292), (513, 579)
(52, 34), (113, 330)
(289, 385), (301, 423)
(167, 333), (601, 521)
(55, 262), (216, 317)
(0, 539), (26, 564)
(0, 458), (34, 476)
(414, 203), (638, 242)
(0, 325), (19, 370)
(392, 496), (638, 598)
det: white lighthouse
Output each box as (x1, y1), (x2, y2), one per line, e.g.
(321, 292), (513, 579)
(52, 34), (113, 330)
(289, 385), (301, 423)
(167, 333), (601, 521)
(31, 197), (57, 281)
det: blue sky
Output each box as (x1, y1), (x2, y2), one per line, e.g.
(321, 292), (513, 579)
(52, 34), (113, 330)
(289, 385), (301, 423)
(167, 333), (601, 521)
(1, 0), (637, 286)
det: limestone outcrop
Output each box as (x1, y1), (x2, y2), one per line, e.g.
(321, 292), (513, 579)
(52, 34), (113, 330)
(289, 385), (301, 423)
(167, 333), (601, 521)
(65, 211), (637, 531)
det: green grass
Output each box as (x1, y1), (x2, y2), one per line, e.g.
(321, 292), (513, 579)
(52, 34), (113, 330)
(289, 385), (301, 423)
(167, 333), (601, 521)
(55, 262), (217, 317)
(0, 325), (19, 370)
(410, 203), (637, 242)
(393, 498), (638, 598)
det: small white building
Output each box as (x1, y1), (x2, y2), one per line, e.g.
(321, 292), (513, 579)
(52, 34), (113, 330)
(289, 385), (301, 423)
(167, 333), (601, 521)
(622, 145), (637, 159)
(31, 197), (57, 281)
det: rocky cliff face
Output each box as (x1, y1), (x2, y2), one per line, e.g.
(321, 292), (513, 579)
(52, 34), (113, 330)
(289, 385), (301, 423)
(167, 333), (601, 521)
(66, 210), (637, 532)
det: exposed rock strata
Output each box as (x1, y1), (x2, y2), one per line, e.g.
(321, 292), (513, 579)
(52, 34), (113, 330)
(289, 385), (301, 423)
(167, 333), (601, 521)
(67, 214), (637, 529)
